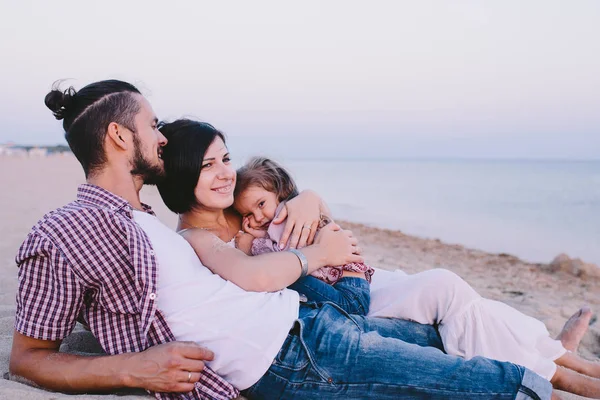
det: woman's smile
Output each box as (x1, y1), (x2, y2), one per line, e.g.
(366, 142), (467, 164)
(212, 182), (234, 194)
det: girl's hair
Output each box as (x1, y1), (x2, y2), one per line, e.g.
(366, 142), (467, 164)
(157, 119), (226, 213)
(235, 157), (299, 202)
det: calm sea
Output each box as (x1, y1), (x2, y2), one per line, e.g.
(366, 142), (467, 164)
(277, 159), (600, 265)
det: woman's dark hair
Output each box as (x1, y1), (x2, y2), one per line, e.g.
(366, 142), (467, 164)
(157, 119), (226, 213)
(44, 79), (141, 177)
(234, 157), (299, 203)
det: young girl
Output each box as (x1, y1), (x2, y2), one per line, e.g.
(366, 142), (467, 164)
(233, 156), (599, 390)
(234, 157), (375, 315)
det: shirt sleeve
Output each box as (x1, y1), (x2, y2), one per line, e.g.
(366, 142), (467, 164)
(15, 231), (84, 341)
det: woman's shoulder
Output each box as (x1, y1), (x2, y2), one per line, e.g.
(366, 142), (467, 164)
(178, 226), (219, 246)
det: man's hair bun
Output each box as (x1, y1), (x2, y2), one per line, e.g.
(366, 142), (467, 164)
(44, 85), (76, 121)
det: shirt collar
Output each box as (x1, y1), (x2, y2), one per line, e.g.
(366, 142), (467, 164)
(76, 184), (155, 216)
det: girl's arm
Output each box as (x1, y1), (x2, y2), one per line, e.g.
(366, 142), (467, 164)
(182, 223), (363, 293)
(234, 231), (255, 255)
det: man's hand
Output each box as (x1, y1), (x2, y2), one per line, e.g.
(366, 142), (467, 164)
(10, 331), (214, 394)
(123, 341), (214, 393)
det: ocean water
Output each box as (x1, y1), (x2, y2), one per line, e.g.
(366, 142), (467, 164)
(277, 159), (600, 265)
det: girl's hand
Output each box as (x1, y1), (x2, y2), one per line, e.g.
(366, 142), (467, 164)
(242, 217), (268, 238)
(273, 190), (322, 249)
(314, 223), (363, 266)
(234, 231), (255, 255)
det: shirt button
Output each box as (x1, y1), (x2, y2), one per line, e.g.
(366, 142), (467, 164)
(149, 293), (157, 300)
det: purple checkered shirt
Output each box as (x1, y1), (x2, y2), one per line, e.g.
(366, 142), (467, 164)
(15, 184), (239, 400)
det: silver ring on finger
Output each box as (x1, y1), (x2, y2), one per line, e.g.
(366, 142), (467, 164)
(302, 225), (312, 231)
(187, 371), (192, 383)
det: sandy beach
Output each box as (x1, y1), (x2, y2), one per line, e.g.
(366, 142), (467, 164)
(1, 154), (598, 399)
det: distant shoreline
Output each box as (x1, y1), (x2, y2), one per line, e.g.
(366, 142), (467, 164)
(3, 144), (600, 163)
(0, 144), (70, 154)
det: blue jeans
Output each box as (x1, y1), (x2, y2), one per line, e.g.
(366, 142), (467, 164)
(244, 302), (552, 399)
(289, 276), (371, 315)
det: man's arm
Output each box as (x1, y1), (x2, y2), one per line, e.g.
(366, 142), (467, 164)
(13, 231), (214, 394)
(10, 331), (214, 393)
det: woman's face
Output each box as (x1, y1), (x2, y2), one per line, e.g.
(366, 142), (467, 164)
(193, 137), (236, 210)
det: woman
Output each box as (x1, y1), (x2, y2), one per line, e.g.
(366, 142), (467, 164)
(156, 118), (598, 399)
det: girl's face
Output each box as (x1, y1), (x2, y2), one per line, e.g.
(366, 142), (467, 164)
(234, 185), (279, 229)
(194, 137), (236, 210)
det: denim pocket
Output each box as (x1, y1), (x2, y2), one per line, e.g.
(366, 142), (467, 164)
(274, 332), (310, 371)
(269, 330), (332, 386)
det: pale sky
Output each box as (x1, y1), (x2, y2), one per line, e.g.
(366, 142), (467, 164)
(0, 0), (599, 159)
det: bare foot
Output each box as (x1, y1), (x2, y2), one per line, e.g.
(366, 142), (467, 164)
(557, 306), (593, 352)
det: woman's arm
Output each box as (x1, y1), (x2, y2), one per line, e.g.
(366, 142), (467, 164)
(273, 189), (332, 249)
(182, 223), (363, 292)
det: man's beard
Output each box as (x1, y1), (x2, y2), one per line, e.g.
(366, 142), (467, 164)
(130, 136), (165, 185)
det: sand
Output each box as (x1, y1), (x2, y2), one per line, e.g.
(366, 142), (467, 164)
(0, 154), (598, 399)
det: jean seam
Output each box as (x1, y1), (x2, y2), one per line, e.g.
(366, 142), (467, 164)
(345, 289), (366, 314)
(296, 318), (334, 385)
(277, 380), (518, 397)
(518, 386), (541, 400)
(519, 365), (548, 400)
(322, 302), (363, 330)
(338, 277), (370, 314)
(353, 291), (365, 314)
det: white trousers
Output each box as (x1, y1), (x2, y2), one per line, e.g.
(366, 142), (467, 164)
(368, 268), (566, 380)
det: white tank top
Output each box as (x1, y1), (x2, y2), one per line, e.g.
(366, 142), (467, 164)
(132, 211), (299, 390)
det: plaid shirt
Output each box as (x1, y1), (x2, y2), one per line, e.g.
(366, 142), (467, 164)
(15, 184), (239, 400)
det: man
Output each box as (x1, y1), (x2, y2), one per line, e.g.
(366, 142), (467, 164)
(10, 79), (553, 399)
(10, 80), (235, 399)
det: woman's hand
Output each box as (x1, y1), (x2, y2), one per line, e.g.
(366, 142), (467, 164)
(314, 223), (363, 266)
(273, 190), (323, 249)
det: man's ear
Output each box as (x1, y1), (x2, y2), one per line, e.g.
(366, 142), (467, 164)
(106, 122), (129, 150)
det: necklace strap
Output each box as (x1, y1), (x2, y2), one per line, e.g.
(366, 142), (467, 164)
(179, 215), (233, 237)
